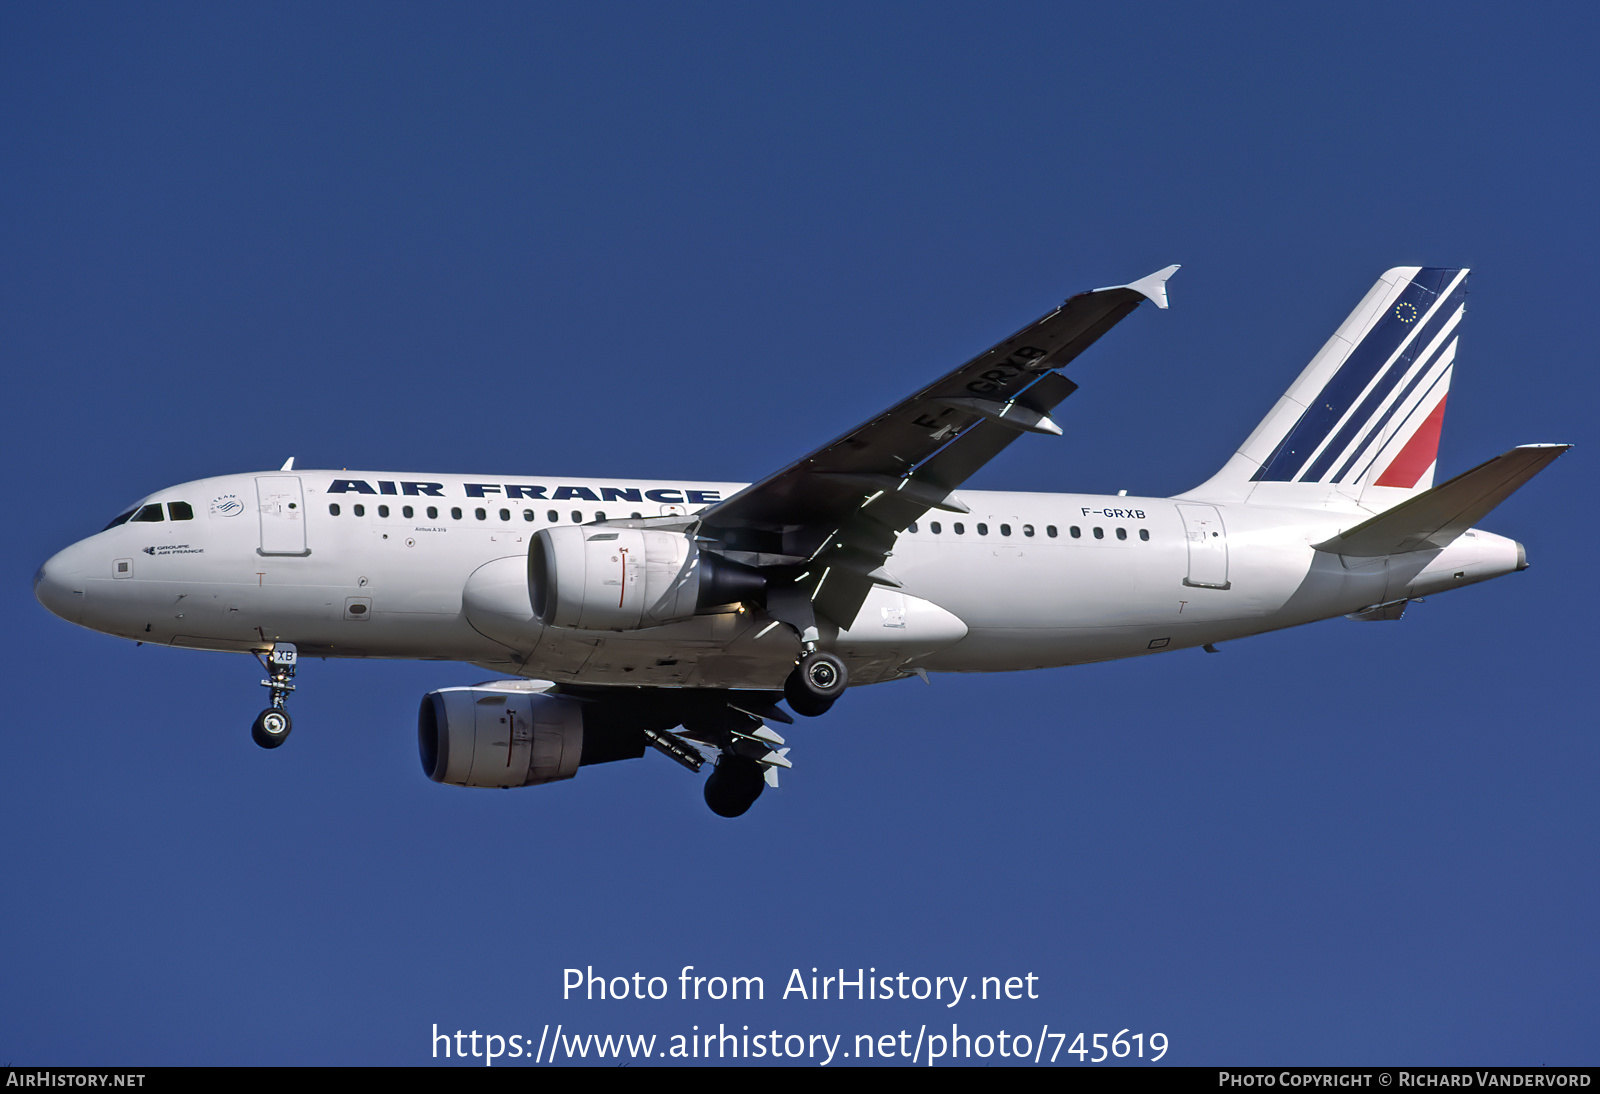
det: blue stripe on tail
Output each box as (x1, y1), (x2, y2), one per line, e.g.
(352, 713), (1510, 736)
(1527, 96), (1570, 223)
(1253, 268), (1463, 482)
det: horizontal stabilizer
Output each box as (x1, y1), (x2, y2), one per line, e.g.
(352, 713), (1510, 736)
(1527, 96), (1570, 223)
(1313, 444), (1570, 557)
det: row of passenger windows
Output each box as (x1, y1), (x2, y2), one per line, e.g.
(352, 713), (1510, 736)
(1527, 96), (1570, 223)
(328, 504), (641, 523)
(906, 520), (1150, 542)
(323, 503), (1152, 542)
(104, 501), (193, 529)
(103, 498), (1151, 544)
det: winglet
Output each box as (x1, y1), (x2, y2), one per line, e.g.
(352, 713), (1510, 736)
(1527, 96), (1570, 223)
(1097, 264), (1180, 309)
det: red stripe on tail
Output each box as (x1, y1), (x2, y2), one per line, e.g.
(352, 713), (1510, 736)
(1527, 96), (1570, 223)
(1374, 395), (1448, 488)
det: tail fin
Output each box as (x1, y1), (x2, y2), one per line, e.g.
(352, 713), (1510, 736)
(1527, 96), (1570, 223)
(1182, 267), (1469, 511)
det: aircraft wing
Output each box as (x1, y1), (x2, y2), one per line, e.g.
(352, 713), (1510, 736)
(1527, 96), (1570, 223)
(694, 266), (1179, 629)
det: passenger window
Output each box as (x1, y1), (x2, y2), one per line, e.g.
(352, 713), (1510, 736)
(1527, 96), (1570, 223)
(1047, 525), (1058, 538)
(977, 523), (988, 535)
(328, 503), (341, 517)
(450, 507), (463, 520)
(403, 505), (414, 519)
(596, 511), (606, 522)
(907, 522), (918, 533)
(167, 502), (194, 521)
(377, 505), (389, 518)
(1140, 528), (1149, 541)
(523, 509), (535, 522)
(1023, 524), (1034, 537)
(132, 504), (164, 522)
(1116, 527), (1127, 540)
(630, 511), (642, 519)
(475, 508), (486, 521)
(1093, 527), (1104, 539)
(1070, 526), (1081, 538)
(954, 523), (965, 535)
(1000, 523), (1011, 536)
(427, 506), (438, 520)
(500, 509), (511, 521)
(930, 522), (942, 534)
(547, 510), (559, 523)
(353, 504), (365, 517)
(571, 510), (582, 523)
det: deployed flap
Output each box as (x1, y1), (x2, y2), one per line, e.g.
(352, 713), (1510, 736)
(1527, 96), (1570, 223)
(697, 268), (1176, 626)
(1312, 444), (1569, 557)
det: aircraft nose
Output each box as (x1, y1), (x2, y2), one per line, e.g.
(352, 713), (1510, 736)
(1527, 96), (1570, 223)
(34, 543), (89, 625)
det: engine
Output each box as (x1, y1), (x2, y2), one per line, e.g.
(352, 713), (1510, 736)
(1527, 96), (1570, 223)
(529, 526), (763, 631)
(419, 684), (587, 788)
(418, 681), (712, 789)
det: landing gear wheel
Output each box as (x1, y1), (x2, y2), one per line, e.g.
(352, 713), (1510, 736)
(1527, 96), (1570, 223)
(251, 708), (293, 749)
(253, 644), (298, 749)
(704, 754), (765, 817)
(784, 651), (847, 717)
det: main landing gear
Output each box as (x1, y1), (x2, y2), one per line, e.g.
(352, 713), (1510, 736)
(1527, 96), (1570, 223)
(251, 643), (297, 749)
(698, 648), (847, 815)
(784, 649), (847, 717)
(663, 701), (793, 818)
(704, 754), (767, 818)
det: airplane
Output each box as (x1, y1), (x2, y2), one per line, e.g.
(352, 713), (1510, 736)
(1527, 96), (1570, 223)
(34, 265), (1568, 817)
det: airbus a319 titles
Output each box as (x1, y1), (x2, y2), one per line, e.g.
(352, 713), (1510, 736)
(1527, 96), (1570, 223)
(35, 265), (1567, 816)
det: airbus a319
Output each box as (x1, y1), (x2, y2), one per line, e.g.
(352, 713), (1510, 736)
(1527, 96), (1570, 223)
(35, 265), (1567, 816)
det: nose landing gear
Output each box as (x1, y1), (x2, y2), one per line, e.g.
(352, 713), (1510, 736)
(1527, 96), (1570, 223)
(251, 643), (297, 749)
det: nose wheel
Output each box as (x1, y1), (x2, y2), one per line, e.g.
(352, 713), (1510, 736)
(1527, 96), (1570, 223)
(252, 707), (293, 749)
(252, 643), (298, 749)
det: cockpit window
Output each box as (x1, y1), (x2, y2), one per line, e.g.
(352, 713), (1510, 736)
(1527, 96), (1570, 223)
(167, 502), (194, 521)
(102, 508), (138, 531)
(131, 504), (164, 523)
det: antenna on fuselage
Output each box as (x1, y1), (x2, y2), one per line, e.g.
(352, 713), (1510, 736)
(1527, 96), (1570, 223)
(280, 456), (295, 471)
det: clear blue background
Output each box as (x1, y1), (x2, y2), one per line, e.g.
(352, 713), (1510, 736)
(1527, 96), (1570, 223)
(4, 2), (1595, 1066)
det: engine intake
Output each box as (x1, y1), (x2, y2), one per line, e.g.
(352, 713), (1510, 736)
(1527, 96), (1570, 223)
(529, 526), (763, 631)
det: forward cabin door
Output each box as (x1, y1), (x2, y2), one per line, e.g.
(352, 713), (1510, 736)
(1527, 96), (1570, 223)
(256, 476), (311, 556)
(1176, 503), (1229, 589)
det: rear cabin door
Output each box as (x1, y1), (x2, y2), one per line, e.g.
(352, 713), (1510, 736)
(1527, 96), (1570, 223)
(1176, 503), (1229, 589)
(256, 476), (310, 556)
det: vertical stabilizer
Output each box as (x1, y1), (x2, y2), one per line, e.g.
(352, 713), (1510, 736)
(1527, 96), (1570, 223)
(1181, 267), (1468, 512)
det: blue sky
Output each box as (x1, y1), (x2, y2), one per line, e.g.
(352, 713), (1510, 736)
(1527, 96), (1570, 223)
(4, 2), (1596, 1066)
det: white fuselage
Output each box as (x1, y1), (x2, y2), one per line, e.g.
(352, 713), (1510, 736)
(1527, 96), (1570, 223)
(34, 470), (1525, 691)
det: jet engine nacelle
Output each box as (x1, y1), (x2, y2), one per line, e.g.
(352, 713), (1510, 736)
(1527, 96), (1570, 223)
(529, 525), (762, 631)
(419, 684), (584, 788)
